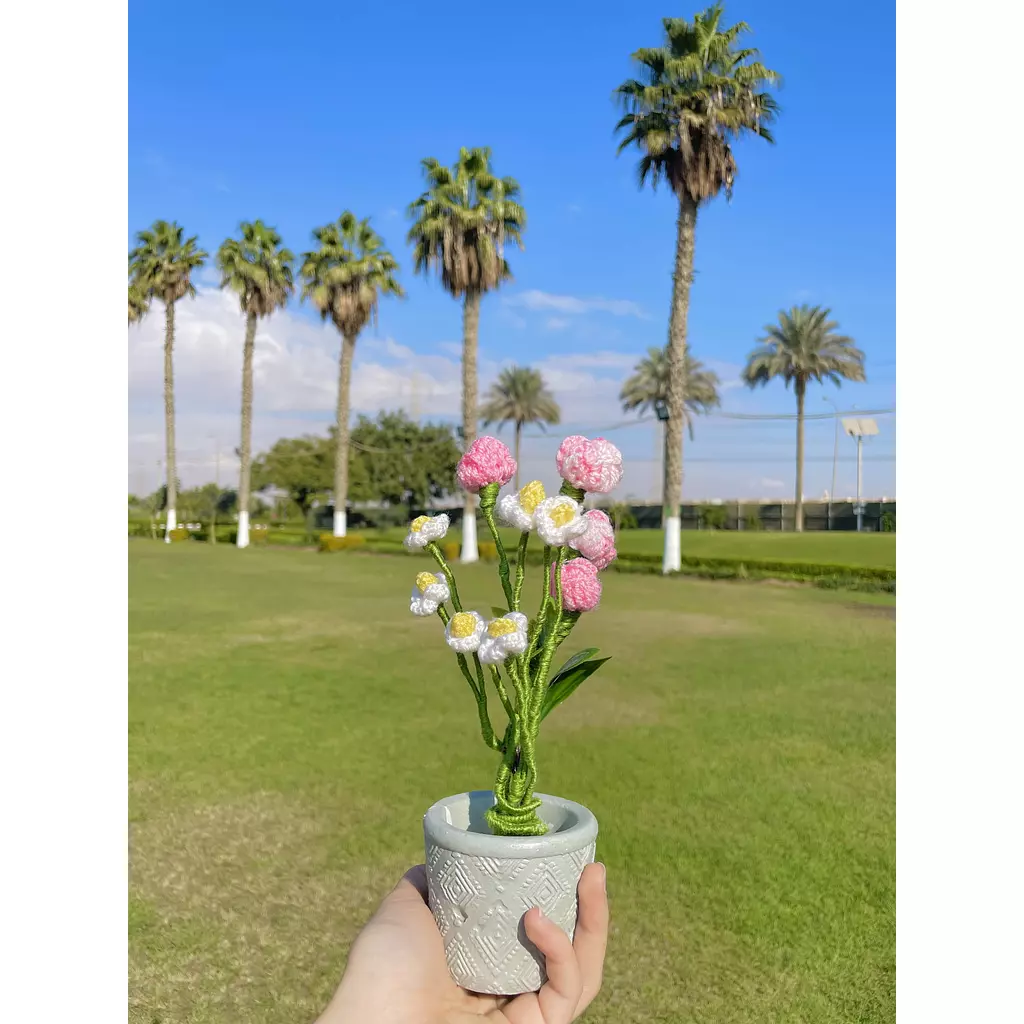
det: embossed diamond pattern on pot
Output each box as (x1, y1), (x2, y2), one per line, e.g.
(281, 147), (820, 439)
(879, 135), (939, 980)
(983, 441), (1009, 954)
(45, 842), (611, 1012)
(475, 900), (520, 968)
(519, 862), (568, 914)
(437, 853), (484, 908)
(445, 932), (479, 981)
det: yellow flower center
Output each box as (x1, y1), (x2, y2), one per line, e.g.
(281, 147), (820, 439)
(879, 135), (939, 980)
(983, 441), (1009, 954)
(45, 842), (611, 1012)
(487, 618), (517, 638)
(549, 502), (575, 528)
(518, 480), (546, 515)
(415, 572), (436, 594)
(450, 613), (477, 639)
(410, 516), (430, 533)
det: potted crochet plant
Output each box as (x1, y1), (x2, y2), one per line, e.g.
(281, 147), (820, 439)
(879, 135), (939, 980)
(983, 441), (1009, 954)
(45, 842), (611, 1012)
(404, 434), (622, 995)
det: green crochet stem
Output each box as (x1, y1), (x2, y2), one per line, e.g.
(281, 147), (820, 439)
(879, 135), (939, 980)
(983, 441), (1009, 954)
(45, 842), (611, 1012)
(512, 531), (529, 610)
(426, 542), (463, 612)
(437, 606), (499, 751)
(478, 482), (514, 609)
(434, 489), (593, 837)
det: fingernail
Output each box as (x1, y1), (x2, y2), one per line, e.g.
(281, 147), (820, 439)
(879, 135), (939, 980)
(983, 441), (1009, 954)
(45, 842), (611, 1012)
(535, 906), (546, 920)
(598, 862), (607, 891)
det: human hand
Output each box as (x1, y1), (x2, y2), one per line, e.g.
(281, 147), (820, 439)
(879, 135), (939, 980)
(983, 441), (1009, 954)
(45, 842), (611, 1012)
(316, 861), (609, 1024)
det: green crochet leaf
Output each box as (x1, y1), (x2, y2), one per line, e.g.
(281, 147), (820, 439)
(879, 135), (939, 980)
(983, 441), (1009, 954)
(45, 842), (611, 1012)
(491, 606), (510, 618)
(539, 657), (611, 721)
(552, 647), (600, 680)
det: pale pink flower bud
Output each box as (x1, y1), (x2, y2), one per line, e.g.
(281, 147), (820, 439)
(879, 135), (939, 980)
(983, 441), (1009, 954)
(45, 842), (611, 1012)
(456, 436), (517, 492)
(551, 557), (602, 612)
(569, 509), (618, 570)
(555, 435), (623, 494)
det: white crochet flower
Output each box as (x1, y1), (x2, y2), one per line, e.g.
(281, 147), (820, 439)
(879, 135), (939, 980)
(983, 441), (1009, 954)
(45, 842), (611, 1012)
(409, 572), (450, 616)
(403, 513), (450, 550)
(444, 611), (487, 654)
(534, 495), (588, 547)
(478, 612), (529, 665)
(497, 480), (547, 532)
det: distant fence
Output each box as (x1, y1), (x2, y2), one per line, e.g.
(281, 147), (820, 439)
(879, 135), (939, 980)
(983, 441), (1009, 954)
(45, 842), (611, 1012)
(131, 498), (895, 538)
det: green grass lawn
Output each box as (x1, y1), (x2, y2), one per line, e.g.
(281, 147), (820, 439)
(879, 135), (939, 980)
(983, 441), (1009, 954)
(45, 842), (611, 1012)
(129, 543), (895, 1023)
(373, 524), (897, 569)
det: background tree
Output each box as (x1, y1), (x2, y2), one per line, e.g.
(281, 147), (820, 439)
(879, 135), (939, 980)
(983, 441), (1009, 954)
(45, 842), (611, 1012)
(742, 304), (865, 531)
(407, 147), (525, 562)
(251, 435), (333, 518)
(620, 346), (720, 523)
(349, 411), (462, 517)
(301, 213), (402, 536)
(616, 5), (778, 571)
(128, 282), (149, 325)
(217, 221), (295, 549)
(128, 221), (208, 540)
(479, 366), (560, 490)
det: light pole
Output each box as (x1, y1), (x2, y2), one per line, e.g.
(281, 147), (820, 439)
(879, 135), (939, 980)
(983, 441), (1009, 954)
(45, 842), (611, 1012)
(654, 398), (670, 528)
(842, 417), (879, 532)
(823, 396), (840, 531)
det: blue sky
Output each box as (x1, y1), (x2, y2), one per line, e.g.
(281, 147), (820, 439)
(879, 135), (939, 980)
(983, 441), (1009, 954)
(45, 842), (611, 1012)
(128, 0), (895, 501)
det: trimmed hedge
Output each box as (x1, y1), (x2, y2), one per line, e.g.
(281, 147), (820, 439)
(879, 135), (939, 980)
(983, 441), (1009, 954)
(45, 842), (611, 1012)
(319, 534), (367, 553)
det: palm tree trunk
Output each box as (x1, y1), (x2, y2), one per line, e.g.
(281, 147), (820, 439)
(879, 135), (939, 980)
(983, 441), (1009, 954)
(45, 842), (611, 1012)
(333, 331), (356, 537)
(514, 421), (522, 492)
(794, 378), (806, 532)
(460, 290), (481, 563)
(662, 193), (698, 572)
(236, 310), (258, 548)
(661, 422), (669, 528)
(163, 298), (177, 542)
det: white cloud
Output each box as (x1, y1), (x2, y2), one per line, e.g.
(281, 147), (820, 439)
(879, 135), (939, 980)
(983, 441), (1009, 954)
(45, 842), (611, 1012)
(545, 317), (570, 331)
(128, 287), (636, 492)
(504, 289), (648, 320)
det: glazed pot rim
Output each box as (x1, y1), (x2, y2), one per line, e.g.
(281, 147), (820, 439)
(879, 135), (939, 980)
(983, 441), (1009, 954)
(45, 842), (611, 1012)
(423, 790), (598, 858)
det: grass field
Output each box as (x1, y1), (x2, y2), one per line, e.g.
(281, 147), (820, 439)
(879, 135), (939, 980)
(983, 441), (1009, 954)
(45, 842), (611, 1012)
(129, 543), (895, 1023)
(378, 525), (898, 569)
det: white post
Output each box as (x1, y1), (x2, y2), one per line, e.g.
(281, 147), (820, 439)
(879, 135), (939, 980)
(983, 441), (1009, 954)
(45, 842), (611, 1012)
(164, 508), (176, 542)
(856, 435), (864, 532)
(333, 508), (347, 537)
(461, 507), (479, 563)
(662, 515), (682, 574)
(237, 510), (250, 549)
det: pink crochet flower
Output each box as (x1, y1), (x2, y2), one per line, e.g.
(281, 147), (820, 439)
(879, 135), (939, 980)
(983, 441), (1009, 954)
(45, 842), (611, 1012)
(456, 436), (517, 492)
(552, 557), (602, 612)
(569, 510), (617, 570)
(555, 435), (623, 494)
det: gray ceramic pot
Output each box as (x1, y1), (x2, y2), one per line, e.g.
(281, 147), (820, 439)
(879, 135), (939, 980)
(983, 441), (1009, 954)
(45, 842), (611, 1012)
(423, 790), (598, 995)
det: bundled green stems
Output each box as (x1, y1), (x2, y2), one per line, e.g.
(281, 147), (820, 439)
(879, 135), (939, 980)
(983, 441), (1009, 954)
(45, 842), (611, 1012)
(429, 481), (586, 836)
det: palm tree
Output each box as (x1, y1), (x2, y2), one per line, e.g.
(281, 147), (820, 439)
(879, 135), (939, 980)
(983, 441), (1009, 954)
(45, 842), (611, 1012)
(217, 221), (295, 549)
(128, 282), (149, 325)
(480, 366), (560, 490)
(128, 221), (208, 541)
(620, 346), (721, 524)
(742, 305), (865, 532)
(407, 147), (526, 562)
(616, 5), (779, 572)
(301, 212), (402, 536)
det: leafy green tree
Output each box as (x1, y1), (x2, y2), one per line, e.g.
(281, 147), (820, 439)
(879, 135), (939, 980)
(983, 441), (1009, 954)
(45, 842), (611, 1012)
(301, 213), (403, 536)
(616, 5), (778, 571)
(349, 411), (462, 516)
(128, 221), (208, 539)
(742, 305), (865, 531)
(479, 366), (560, 490)
(407, 147), (525, 562)
(128, 282), (149, 325)
(216, 221), (295, 548)
(251, 435), (333, 517)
